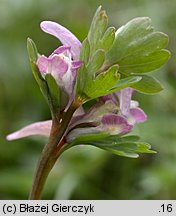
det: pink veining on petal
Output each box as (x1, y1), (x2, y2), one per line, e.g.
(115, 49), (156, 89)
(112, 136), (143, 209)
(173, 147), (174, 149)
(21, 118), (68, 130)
(101, 114), (133, 134)
(116, 87), (134, 117)
(40, 21), (81, 60)
(6, 120), (52, 141)
(52, 45), (71, 56)
(71, 60), (83, 77)
(69, 100), (118, 130)
(129, 108), (147, 124)
(101, 94), (117, 105)
(36, 55), (49, 73)
(72, 61), (84, 69)
(50, 55), (69, 77)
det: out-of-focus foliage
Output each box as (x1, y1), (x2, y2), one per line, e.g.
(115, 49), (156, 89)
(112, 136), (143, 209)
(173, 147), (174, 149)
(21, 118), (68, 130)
(1, 0), (176, 199)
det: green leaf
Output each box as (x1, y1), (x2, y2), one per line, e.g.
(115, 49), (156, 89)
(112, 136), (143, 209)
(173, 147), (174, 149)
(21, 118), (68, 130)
(86, 135), (140, 147)
(99, 27), (115, 52)
(133, 142), (156, 153)
(118, 49), (170, 74)
(87, 49), (105, 76)
(27, 37), (38, 62)
(27, 38), (44, 84)
(27, 38), (50, 103)
(27, 38), (62, 116)
(104, 135), (140, 143)
(93, 135), (157, 157)
(68, 134), (155, 158)
(101, 142), (156, 158)
(75, 65), (89, 102)
(70, 133), (110, 146)
(69, 134), (139, 146)
(110, 76), (142, 91)
(45, 74), (60, 117)
(132, 75), (163, 94)
(83, 65), (120, 100)
(76, 38), (90, 99)
(106, 17), (170, 74)
(76, 7), (116, 101)
(88, 6), (108, 55)
(79, 37), (90, 65)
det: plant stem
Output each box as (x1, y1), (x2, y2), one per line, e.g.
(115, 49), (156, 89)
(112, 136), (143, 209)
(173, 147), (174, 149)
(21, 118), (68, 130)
(28, 100), (80, 200)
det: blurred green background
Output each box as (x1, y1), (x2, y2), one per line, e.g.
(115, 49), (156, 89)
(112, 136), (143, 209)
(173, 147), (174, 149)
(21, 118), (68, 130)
(1, 0), (176, 199)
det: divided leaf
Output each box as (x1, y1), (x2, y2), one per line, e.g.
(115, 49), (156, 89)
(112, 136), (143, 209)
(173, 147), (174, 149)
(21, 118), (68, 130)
(76, 7), (116, 100)
(99, 27), (116, 52)
(110, 76), (142, 91)
(79, 37), (90, 65)
(68, 134), (156, 158)
(118, 49), (170, 74)
(101, 142), (156, 158)
(83, 65), (120, 100)
(106, 17), (170, 75)
(88, 6), (108, 55)
(87, 49), (105, 76)
(132, 75), (163, 94)
(76, 11), (170, 103)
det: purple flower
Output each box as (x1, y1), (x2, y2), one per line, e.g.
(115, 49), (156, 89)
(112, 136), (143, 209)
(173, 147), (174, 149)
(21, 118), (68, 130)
(101, 114), (133, 135)
(6, 107), (84, 141)
(6, 21), (147, 143)
(102, 87), (147, 125)
(65, 87), (147, 141)
(7, 87), (147, 142)
(36, 21), (83, 101)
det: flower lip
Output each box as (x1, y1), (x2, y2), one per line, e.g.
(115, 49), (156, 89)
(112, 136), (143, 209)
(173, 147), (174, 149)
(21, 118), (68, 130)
(6, 120), (52, 141)
(101, 114), (133, 135)
(52, 45), (71, 56)
(40, 21), (81, 60)
(116, 87), (134, 117)
(129, 107), (147, 124)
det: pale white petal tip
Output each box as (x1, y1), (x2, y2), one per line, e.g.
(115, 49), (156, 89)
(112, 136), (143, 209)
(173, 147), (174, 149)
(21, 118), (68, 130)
(6, 132), (19, 141)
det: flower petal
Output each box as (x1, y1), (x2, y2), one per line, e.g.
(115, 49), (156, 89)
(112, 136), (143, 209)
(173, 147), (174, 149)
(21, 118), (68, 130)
(6, 120), (52, 141)
(71, 60), (83, 77)
(72, 61), (84, 69)
(101, 94), (118, 105)
(40, 21), (81, 60)
(36, 55), (49, 73)
(116, 87), (134, 117)
(129, 108), (147, 124)
(50, 55), (69, 77)
(69, 100), (118, 129)
(130, 100), (139, 108)
(101, 114), (133, 135)
(52, 45), (71, 55)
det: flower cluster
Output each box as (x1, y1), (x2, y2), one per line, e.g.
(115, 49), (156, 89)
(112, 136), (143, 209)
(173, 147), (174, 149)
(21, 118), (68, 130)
(6, 5), (171, 200)
(7, 21), (147, 142)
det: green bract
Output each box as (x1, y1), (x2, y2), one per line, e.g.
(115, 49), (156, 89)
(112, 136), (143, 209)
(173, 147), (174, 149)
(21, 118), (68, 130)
(27, 38), (61, 120)
(76, 8), (170, 101)
(66, 134), (156, 158)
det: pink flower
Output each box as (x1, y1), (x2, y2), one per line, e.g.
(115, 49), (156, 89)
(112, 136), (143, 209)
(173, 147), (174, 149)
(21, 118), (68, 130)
(36, 21), (83, 101)
(102, 88), (147, 125)
(6, 87), (147, 142)
(6, 22), (147, 143)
